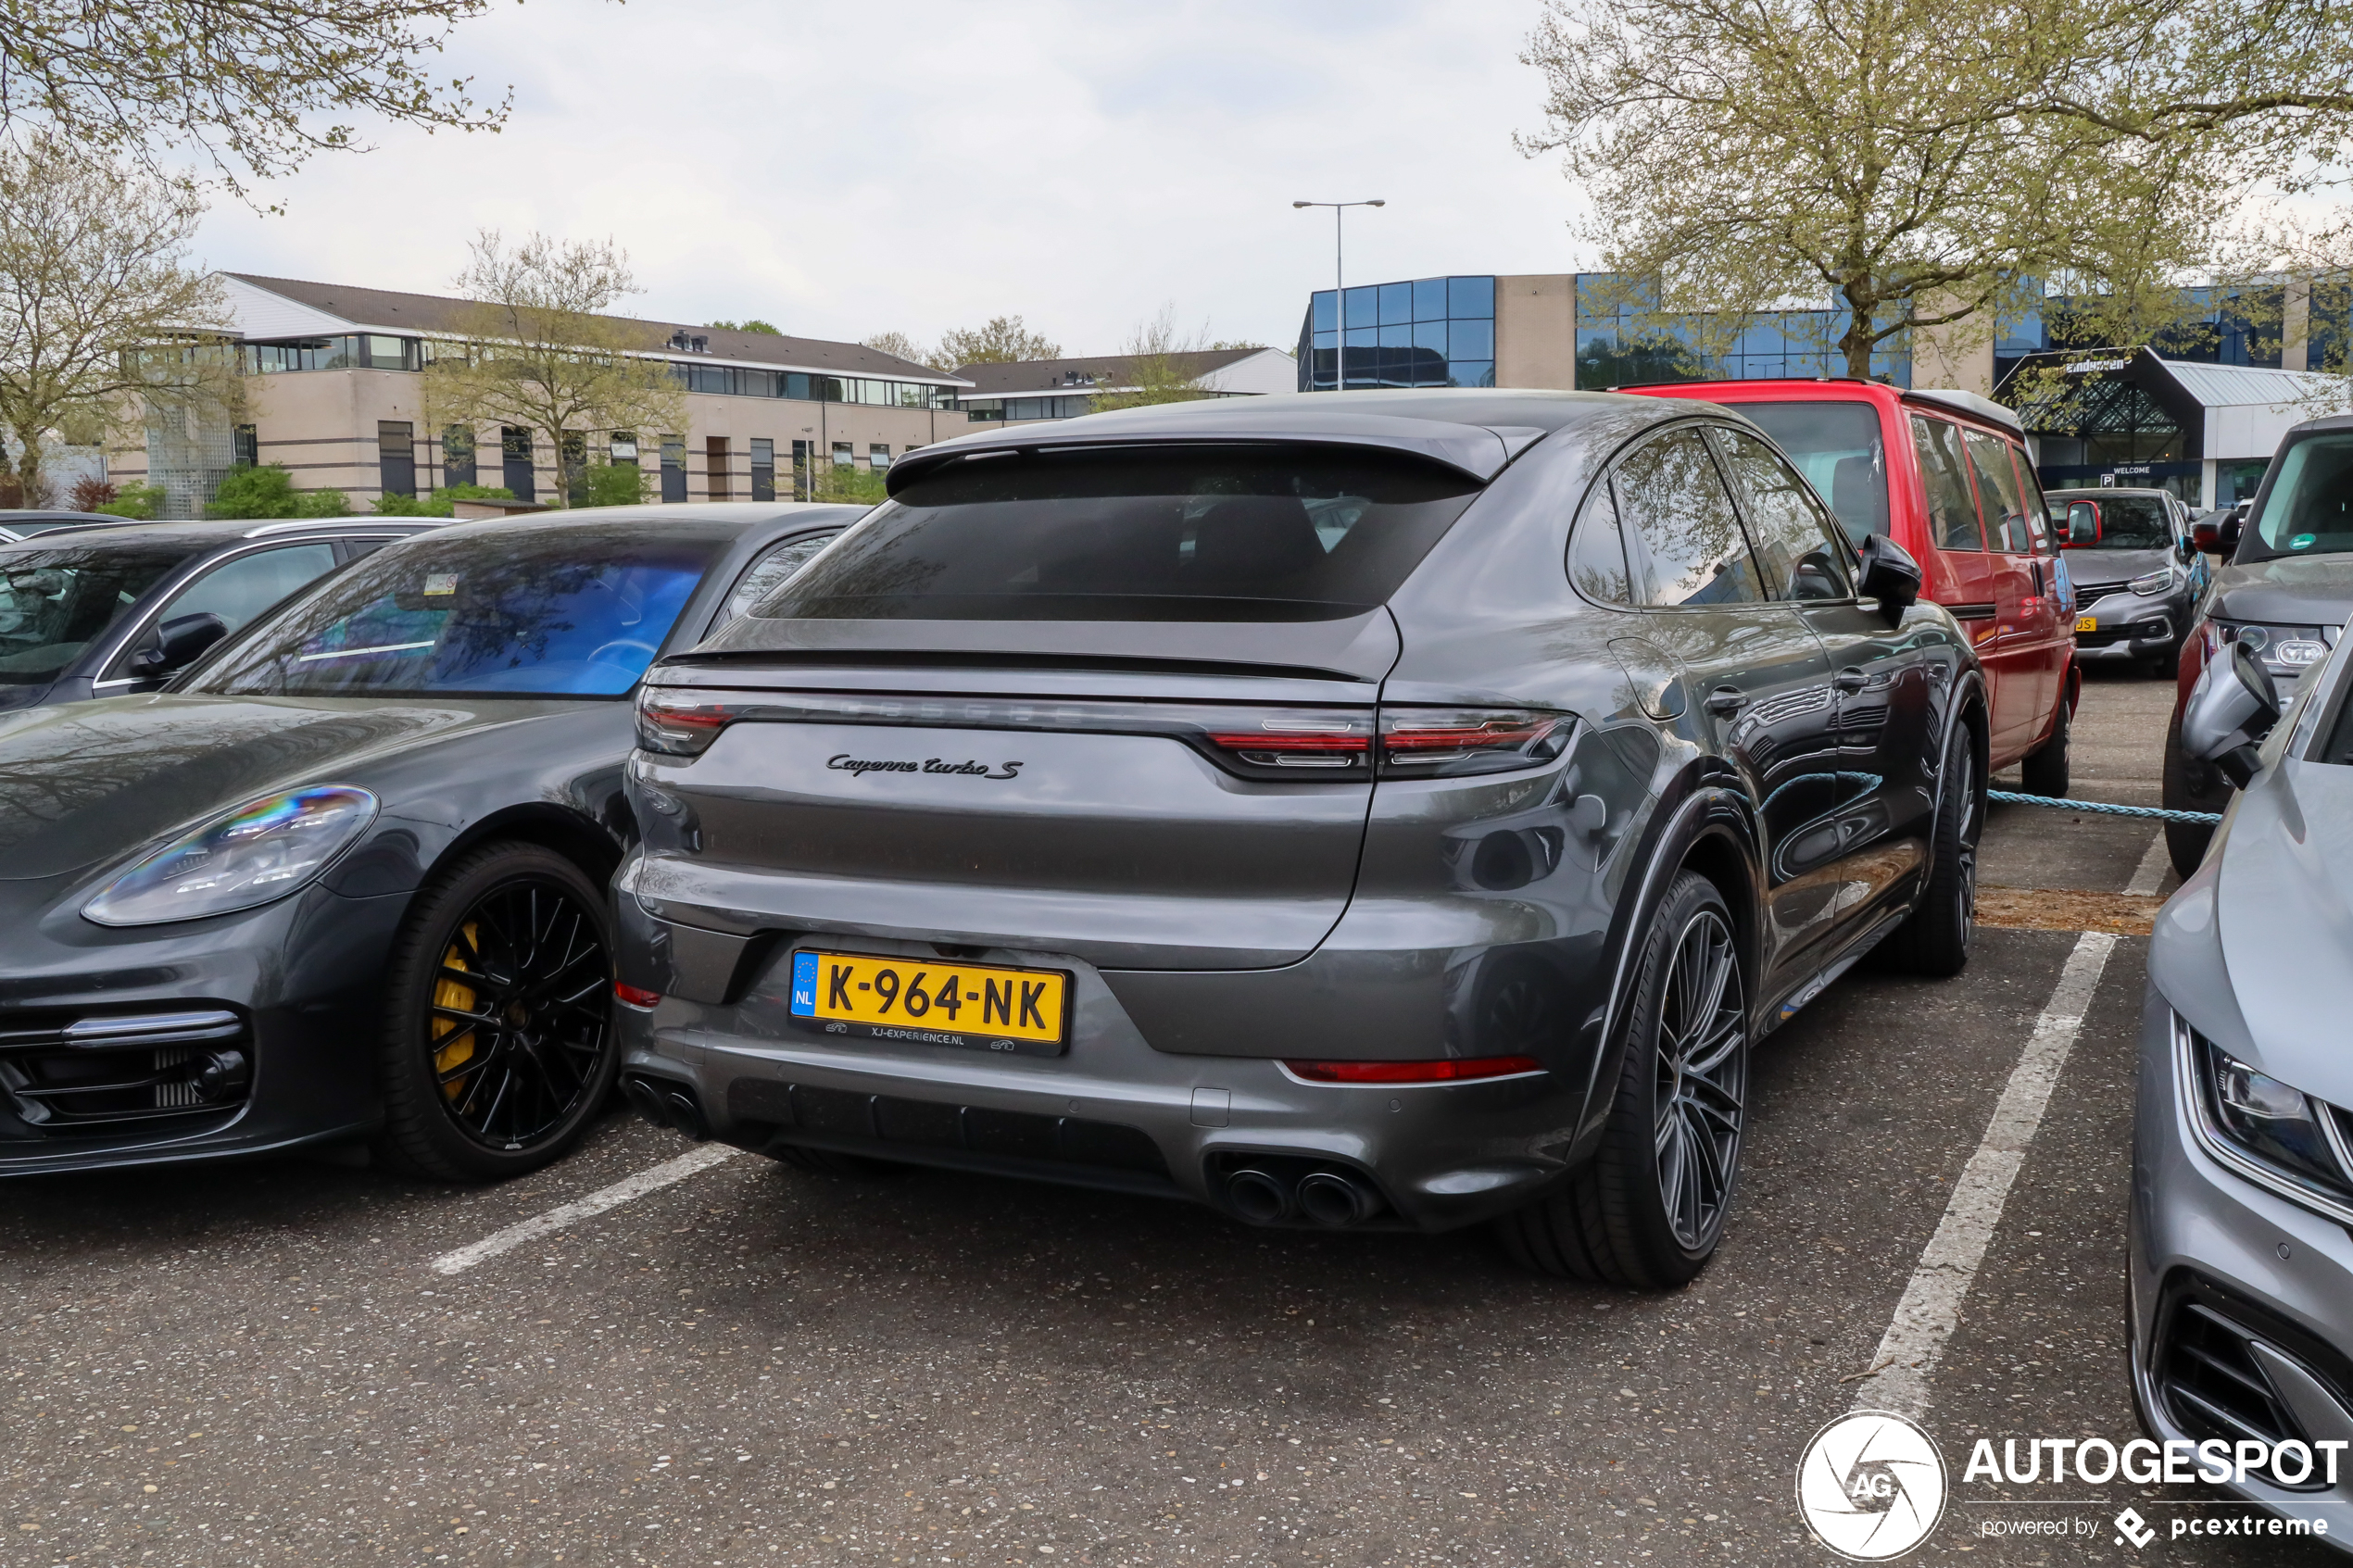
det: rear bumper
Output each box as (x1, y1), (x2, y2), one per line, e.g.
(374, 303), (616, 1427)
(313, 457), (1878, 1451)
(614, 931), (1590, 1233)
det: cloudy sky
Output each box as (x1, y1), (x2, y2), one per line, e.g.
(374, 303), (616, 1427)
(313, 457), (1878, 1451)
(194, 0), (1595, 358)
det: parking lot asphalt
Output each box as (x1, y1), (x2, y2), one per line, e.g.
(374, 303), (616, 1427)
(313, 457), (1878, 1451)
(1, 662), (2320, 1568)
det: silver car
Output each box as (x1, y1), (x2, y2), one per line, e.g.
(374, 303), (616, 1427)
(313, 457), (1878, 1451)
(2046, 486), (2205, 676)
(612, 390), (1988, 1286)
(2133, 613), (2353, 1539)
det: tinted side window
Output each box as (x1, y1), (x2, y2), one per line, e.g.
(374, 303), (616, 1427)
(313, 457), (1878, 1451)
(2012, 453), (2056, 554)
(1612, 428), (1768, 608)
(723, 532), (837, 624)
(164, 544), (341, 634)
(1965, 430), (2033, 553)
(1711, 429), (1855, 601)
(1567, 488), (1635, 605)
(1911, 416), (1984, 551)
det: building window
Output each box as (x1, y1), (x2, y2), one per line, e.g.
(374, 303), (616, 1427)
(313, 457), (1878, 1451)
(610, 433), (638, 468)
(791, 439), (812, 501)
(1299, 274), (1500, 393)
(239, 334), (423, 374)
(706, 436), (731, 501)
(750, 437), (775, 502)
(832, 441), (854, 471)
(870, 444), (890, 470)
(660, 436), (686, 503)
(443, 426), (477, 488)
(378, 420), (416, 497)
(233, 424), (258, 468)
(501, 426), (535, 502)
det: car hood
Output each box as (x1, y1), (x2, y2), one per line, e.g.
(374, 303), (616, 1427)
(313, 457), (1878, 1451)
(2064, 547), (2172, 585)
(2212, 756), (2353, 1106)
(0, 693), (573, 880)
(2208, 552), (2353, 627)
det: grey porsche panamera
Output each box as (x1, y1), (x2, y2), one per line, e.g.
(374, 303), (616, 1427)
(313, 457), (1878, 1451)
(0, 503), (862, 1180)
(614, 390), (1991, 1286)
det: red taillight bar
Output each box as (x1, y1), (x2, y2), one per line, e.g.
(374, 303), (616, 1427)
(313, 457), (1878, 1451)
(613, 982), (662, 1010)
(1283, 1055), (1542, 1084)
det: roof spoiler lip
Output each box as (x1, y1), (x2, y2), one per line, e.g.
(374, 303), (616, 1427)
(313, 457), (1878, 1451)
(883, 429), (1513, 497)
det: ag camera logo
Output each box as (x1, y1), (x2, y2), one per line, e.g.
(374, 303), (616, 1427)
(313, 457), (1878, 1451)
(1796, 1410), (1948, 1560)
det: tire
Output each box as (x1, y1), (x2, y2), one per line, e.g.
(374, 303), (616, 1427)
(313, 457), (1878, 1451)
(1495, 871), (1748, 1288)
(1881, 723), (1979, 977)
(2020, 689), (2070, 797)
(2162, 709), (2215, 879)
(372, 842), (620, 1182)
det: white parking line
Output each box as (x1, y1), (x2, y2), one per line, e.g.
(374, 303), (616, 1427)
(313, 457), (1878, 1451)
(1851, 931), (2120, 1417)
(2123, 832), (2171, 897)
(430, 1144), (743, 1276)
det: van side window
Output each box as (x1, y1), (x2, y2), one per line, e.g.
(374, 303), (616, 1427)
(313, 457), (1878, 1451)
(1965, 430), (2033, 553)
(1611, 427), (1768, 608)
(1910, 416), (1984, 551)
(2010, 449), (2057, 554)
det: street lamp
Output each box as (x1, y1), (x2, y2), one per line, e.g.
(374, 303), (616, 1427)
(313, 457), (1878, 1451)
(1294, 199), (1385, 392)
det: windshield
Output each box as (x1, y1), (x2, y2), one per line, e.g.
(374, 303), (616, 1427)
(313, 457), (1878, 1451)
(1732, 401), (1888, 545)
(761, 445), (1481, 622)
(2049, 493), (2171, 549)
(195, 525), (720, 698)
(0, 543), (200, 685)
(2246, 433), (2353, 561)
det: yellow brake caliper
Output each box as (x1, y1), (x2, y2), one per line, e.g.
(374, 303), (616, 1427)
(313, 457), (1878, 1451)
(433, 922), (480, 1099)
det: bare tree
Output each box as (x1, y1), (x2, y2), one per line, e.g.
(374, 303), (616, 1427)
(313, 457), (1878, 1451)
(0, 0), (511, 201)
(0, 132), (230, 505)
(1089, 306), (1217, 413)
(423, 231), (686, 509)
(861, 330), (933, 367)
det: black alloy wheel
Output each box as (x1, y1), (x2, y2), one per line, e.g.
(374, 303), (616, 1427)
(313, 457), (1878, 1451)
(1881, 724), (1979, 976)
(1496, 871), (1749, 1287)
(375, 843), (620, 1181)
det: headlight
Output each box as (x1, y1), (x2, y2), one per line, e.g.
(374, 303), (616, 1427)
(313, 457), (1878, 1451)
(2181, 1019), (2353, 1222)
(2129, 569), (2173, 596)
(82, 786), (378, 926)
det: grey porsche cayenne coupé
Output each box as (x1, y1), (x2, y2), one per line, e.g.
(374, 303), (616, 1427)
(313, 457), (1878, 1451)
(615, 390), (1988, 1286)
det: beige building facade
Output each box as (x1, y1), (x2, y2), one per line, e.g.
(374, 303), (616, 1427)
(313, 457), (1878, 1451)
(114, 275), (974, 516)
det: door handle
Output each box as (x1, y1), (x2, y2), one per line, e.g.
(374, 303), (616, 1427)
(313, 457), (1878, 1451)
(1833, 667), (1868, 693)
(1705, 685), (1745, 717)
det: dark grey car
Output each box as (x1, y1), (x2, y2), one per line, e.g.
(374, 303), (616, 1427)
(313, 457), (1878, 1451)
(2045, 486), (2205, 674)
(613, 391), (1987, 1286)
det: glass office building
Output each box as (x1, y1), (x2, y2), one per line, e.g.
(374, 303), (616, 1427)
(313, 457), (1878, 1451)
(1295, 271), (1910, 392)
(1296, 276), (1497, 390)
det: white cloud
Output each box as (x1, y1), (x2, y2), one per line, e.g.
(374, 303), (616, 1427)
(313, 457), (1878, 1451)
(194, 0), (1592, 354)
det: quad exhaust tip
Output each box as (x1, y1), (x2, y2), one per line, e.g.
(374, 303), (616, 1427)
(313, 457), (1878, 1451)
(1224, 1163), (1383, 1227)
(623, 1074), (710, 1141)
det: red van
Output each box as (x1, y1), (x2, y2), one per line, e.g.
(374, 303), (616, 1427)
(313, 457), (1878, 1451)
(1632, 380), (2077, 792)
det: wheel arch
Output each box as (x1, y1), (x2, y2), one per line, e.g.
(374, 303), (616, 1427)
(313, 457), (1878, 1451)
(421, 803), (627, 896)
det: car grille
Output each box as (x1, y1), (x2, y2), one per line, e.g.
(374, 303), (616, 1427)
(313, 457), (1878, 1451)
(0, 1009), (253, 1136)
(725, 1076), (1169, 1182)
(2154, 1278), (2353, 1490)
(2074, 579), (2131, 601)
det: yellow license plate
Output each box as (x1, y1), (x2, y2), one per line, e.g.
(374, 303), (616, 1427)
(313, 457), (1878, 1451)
(2075, 615), (2098, 633)
(788, 950), (1069, 1056)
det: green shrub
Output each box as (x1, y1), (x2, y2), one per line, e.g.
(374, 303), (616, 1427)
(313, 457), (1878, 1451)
(812, 464), (887, 504)
(570, 460), (648, 508)
(205, 464), (350, 520)
(371, 483), (518, 518)
(92, 482), (167, 520)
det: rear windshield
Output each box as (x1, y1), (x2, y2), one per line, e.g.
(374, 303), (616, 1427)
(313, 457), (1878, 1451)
(1733, 401), (1888, 544)
(2246, 433), (2353, 561)
(758, 445), (1482, 621)
(2048, 493), (2171, 549)
(195, 525), (720, 698)
(0, 543), (200, 685)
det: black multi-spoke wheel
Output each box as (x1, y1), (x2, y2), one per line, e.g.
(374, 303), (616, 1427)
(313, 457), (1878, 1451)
(374, 843), (620, 1181)
(1496, 871), (1750, 1288)
(1651, 907), (1745, 1252)
(1882, 722), (1980, 976)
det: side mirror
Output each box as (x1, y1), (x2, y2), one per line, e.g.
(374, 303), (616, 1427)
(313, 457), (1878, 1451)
(128, 611), (228, 679)
(2180, 640), (2284, 788)
(2062, 501), (2100, 546)
(1856, 531), (1921, 621)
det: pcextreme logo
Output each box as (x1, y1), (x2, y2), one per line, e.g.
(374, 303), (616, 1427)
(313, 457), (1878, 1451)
(1796, 1411), (1948, 1560)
